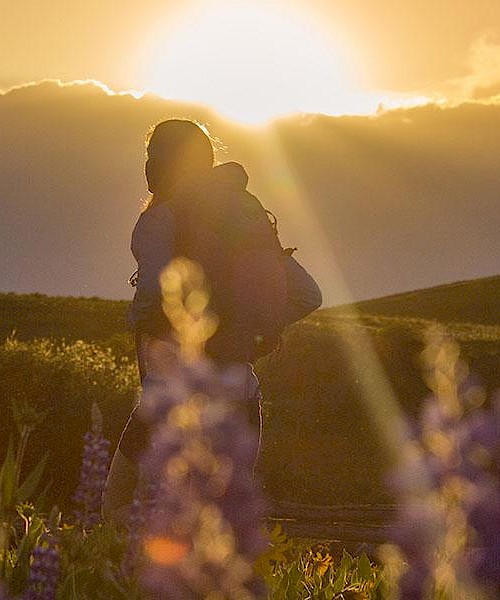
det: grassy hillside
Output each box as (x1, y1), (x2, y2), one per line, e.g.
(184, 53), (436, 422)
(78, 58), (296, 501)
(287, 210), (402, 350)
(0, 292), (134, 355)
(4, 275), (500, 345)
(258, 310), (500, 505)
(330, 275), (500, 324)
(3, 279), (500, 508)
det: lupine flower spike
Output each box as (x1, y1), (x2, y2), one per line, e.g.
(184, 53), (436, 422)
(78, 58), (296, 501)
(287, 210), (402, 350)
(126, 259), (268, 599)
(387, 327), (500, 599)
(73, 402), (111, 529)
(24, 532), (60, 600)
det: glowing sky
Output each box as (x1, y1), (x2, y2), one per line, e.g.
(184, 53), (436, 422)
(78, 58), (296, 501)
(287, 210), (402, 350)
(3, 0), (500, 122)
(3, 0), (500, 304)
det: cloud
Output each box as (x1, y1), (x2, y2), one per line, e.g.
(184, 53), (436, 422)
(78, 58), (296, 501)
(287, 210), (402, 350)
(444, 35), (500, 101)
(2, 80), (500, 306)
(0, 78), (145, 99)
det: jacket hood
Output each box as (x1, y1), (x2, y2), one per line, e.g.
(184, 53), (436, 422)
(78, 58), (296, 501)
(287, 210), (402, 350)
(164, 161), (249, 214)
(212, 162), (249, 190)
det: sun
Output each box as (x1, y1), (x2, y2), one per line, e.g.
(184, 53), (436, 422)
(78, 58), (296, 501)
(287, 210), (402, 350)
(139, 3), (366, 124)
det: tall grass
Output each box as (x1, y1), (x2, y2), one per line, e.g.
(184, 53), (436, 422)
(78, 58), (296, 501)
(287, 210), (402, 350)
(0, 336), (138, 511)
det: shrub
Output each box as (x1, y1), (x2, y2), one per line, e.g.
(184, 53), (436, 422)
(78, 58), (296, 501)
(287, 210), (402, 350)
(0, 336), (139, 511)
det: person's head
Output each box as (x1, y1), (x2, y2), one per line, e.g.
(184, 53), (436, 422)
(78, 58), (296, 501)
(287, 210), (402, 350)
(145, 119), (215, 198)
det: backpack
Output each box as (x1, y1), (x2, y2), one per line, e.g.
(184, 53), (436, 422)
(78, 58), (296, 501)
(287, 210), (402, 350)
(171, 162), (290, 363)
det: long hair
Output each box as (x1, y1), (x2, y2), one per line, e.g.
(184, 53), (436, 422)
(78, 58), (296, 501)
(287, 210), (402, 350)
(145, 119), (215, 202)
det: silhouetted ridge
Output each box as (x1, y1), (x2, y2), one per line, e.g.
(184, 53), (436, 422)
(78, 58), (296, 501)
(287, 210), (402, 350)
(327, 275), (500, 325)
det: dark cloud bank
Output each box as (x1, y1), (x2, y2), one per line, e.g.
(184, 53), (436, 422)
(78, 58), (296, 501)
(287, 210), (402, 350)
(1, 81), (499, 306)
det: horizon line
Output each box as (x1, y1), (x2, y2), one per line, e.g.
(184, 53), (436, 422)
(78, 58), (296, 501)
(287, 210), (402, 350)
(2, 77), (500, 126)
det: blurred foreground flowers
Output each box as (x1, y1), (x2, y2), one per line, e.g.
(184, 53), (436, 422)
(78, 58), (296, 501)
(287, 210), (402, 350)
(128, 358), (268, 599)
(126, 258), (268, 598)
(384, 326), (500, 599)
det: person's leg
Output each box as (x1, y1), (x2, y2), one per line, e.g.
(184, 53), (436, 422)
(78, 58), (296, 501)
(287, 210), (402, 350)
(242, 364), (263, 475)
(102, 332), (147, 525)
(102, 447), (139, 526)
(135, 330), (148, 383)
(102, 334), (179, 525)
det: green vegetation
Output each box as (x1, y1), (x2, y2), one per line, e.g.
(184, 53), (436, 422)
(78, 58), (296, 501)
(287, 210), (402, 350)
(0, 420), (138, 599)
(0, 292), (134, 357)
(0, 348), (383, 599)
(0, 435), (383, 599)
(2, 280), (500, 598)
(256, 526), (385, 599)
(2, 279), (500, 509)
(330, 275), (500, 324)
(257, 310), (500, 506)
(0, 336), (138, 511)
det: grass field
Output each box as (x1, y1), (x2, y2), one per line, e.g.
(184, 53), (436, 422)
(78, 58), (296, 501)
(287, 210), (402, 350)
(330, 274), (500, 324)
(0, 292), (133, 354)
(2, 277), (500, 509)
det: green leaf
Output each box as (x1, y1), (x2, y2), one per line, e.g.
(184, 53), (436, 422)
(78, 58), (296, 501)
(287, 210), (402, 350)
(357, 552), (373, 581)
(287, 563), (302, 595)
(0, 437), (16, 510)
(332, 549), (353, 593)
(339, 549), (354, 572)
(276, 571), (290, 600)
(34, 479), (53, 513)
(9, 506), (46, 595)
(16, 453), (48, 503)
(332, 569), (346, 593)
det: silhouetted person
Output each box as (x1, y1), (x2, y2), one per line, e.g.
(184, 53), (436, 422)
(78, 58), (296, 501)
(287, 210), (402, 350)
(103, 119), (321, 522)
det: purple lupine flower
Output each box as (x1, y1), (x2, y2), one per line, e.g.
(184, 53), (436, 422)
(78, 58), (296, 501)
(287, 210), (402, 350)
(388, 390), (485, 599)
(456, 400), (500, 594)
(123, 481), (164, 577)
(388, 330), (500, 598)
(388, 474), (447, 599)
(387, 331), (473, 597)
(73, 403), (111, 529)
(464, 478), (500, 583)
(127, 357), (267, 599)
(24, 533), (60, 600)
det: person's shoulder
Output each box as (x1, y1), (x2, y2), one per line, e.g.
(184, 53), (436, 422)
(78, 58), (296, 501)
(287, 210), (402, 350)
(144, 201), (173, 219)
(135, 202), (173, 228)
(131, 202), (174, 250)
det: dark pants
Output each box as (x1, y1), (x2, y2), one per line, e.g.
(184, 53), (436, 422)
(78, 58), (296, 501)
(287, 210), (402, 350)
(103, 334), (262, 524)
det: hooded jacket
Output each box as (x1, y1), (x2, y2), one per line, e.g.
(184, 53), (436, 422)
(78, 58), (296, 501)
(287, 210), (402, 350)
(129, 161), (322, 343)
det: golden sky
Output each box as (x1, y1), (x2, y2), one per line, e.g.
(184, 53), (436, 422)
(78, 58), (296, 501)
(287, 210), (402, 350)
(3, 0), (500, 122)
(3, 0), (500, 303)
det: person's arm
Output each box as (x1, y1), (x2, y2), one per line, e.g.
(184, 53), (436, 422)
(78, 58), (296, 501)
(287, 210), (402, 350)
(129, 204), (174, 332)
(283, 255), (322, 325)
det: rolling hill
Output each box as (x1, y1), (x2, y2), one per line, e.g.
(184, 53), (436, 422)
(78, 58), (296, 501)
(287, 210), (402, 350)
(0, 292), (133, 354)
(2, 276), (500, 509)
(3, 274), (500, 344)
(329, 274), (500, 324)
